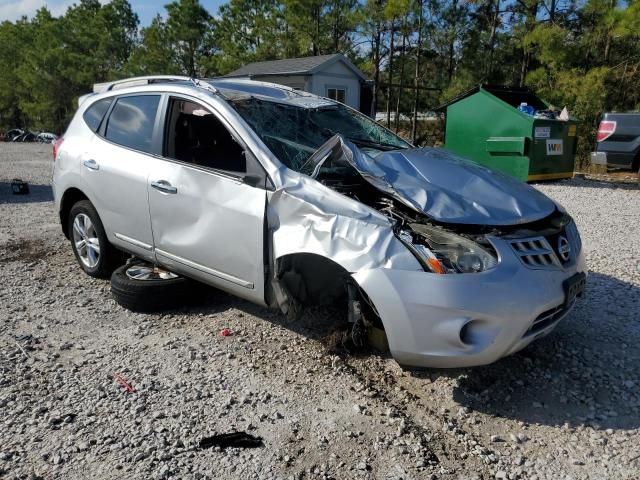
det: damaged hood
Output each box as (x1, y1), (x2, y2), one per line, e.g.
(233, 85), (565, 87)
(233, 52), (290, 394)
(306, 136), (556, 226)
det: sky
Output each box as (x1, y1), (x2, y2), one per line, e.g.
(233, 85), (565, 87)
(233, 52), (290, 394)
(0, 0), (227, 25)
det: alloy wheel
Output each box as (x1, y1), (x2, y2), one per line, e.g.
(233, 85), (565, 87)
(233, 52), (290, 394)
(72, 213), (100, 268)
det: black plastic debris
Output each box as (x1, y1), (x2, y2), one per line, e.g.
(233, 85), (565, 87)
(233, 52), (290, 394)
(199, 432), (264, 450)
(14, 334), (41, 352)
(11, 179), (29, 195)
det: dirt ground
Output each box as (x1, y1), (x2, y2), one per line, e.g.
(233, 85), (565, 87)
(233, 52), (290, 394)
(1, 143), (639, 480)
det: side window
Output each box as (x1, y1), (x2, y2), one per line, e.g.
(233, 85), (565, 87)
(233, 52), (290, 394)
(104, 95), (160, 153)
(164, 97), (246, 173)
(83, 98), (112, 132)
(327, 87), (346, 104)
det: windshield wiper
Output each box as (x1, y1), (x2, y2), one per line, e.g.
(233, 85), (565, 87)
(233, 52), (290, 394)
(345, 136), (404, 150)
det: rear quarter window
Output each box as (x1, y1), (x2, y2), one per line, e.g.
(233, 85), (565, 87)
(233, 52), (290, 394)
(83, 98), (112, 132)
(104, 95), (160, 154)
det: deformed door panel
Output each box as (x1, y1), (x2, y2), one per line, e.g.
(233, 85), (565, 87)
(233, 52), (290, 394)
(148, 160), (266, 304)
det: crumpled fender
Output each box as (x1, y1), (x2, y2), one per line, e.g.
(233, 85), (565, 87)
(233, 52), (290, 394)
(267, 172), (421, 273)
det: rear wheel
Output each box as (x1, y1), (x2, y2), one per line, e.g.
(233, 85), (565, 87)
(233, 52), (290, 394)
(110, 262), (192, 312)
(68, 200), (121, 278)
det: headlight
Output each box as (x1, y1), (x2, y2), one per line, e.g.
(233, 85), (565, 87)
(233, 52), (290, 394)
(398, 224), (498, 274)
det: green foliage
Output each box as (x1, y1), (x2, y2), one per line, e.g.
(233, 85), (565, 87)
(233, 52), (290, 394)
(282, 0), (360, 56)
(165, 0), (211, 76)
(1, 1), (139, 132)
(0, 20), (30, 129)
(615, 0), (640, 36)
(524, 25), (572, 71)
(439, 70), (475, 104)
(15, 9), (68, 131)
(125, 16), (181, 76)
(206, 0), (291, 75)
(0, 0), (638, 158)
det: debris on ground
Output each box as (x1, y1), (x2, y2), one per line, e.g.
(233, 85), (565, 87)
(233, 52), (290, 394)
(113, 373), (135, 393)
(199, 432), (264, 450)
(11, 178), (29, 195)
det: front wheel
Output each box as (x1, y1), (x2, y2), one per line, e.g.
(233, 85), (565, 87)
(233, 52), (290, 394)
(68, 200), (121, 278)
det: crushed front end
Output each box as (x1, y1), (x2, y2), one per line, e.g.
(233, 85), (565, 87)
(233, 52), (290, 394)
(301, 136), (587, 368)
(354, 209), (586, 368)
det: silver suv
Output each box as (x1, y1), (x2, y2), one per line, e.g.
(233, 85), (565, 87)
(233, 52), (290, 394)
(53, 75), (586, 368)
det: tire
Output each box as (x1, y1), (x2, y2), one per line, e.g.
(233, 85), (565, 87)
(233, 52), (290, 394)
(68, 200), (122, 278)
(110, 263), (191, 312)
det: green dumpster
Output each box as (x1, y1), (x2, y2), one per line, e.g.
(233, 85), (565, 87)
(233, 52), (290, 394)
(438, 85), (578, 182)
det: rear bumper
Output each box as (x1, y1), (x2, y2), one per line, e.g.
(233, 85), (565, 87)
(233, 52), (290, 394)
(590, 151), (608, 166)
(353, 237), (587, 369)
(591, 150), (636, 169)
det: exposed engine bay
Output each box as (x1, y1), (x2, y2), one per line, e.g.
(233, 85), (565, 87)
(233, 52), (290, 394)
(314, 166), (496, 274)
(311, 140), (571, 276)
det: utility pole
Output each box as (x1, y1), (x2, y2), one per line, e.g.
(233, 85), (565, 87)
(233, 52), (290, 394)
(411, 0), (423, 144)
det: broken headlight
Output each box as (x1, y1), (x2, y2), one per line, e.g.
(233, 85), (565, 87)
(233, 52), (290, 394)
(399, 224), (498, 274)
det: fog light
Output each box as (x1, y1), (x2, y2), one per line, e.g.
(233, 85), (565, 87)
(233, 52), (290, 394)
(459, 321), (475, 346)
(459, 320), (499, 349)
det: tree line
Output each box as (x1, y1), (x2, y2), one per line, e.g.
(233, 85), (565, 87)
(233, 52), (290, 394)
(0, 0), (638, 160)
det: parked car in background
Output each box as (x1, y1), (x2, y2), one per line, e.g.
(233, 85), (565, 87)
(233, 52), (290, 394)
(14, 131), (36, 142)
(36, 132), (58, 144)
(591, 112), (640, 172)
(53, 76), (586, 369)
(1, 129), (57, 143)
(5, 129), (24, 141)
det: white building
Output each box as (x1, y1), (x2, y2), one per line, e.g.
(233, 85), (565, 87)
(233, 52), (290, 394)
(224, 53), (372, 114)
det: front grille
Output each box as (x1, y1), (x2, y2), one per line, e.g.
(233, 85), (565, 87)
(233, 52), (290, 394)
(509, 236), (561, 270)
(524, 300), (574, 337)
(509, 223), (579, 270)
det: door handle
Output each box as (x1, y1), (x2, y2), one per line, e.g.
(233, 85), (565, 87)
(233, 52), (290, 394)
(83, 159), (99, 171)
(151, 180), (178, 194)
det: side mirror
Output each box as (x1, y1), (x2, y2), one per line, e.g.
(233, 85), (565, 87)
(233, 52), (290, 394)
(243, 174), (264, 188)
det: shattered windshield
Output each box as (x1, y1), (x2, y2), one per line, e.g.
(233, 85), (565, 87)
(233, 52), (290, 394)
(229, 97), (411, 171)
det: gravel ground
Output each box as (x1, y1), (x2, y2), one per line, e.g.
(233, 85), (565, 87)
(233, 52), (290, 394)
(1, 143), (639, 480)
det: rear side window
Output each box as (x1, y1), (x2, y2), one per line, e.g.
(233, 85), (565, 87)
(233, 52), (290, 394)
(83, 98), (112, 132)
(104, 95), (160, 153)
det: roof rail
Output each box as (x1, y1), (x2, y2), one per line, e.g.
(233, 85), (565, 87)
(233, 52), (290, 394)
(92, 76), (217, 94)
(212, 77), (295, 92)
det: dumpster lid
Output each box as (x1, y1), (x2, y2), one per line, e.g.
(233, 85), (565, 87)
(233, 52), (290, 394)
(435, 84), (547, 112)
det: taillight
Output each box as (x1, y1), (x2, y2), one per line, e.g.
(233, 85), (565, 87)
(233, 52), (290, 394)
(53, 137), (64, 161)
(596, 121), (616, 142)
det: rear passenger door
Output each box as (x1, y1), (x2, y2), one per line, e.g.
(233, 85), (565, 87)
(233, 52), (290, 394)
(86, 94), (161, 260)
(147, 95), (268, 304)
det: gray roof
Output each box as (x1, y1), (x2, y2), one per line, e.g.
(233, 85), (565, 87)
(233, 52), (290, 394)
(225, 53), (368, 81)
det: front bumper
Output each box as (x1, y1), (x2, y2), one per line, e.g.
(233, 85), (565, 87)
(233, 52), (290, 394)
(353, 237), (587, 368)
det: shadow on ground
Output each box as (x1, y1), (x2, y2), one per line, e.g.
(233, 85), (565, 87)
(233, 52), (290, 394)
(179, 287), (357, 355)
(0, 182), (53, 204)
(536, 177), (639, 191)
(181, 270), (640, 431)
(407, 272), (640, 431)
(87, 241), (637, 434)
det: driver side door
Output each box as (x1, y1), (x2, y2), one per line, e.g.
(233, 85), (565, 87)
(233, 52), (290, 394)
(147, 95), (269, 304)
